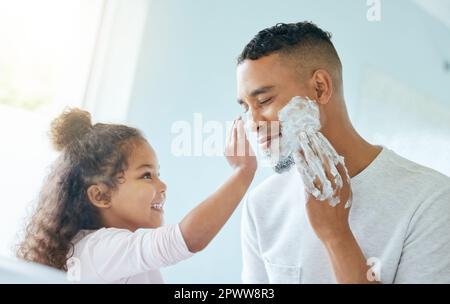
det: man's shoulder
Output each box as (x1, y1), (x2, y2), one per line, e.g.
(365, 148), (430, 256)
(375, 149), (450, 219)
(385, 149), (450, 190)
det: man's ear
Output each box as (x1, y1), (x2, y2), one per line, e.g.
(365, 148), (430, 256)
(311, 69), (333, 105)
(87, 184), (111, 209)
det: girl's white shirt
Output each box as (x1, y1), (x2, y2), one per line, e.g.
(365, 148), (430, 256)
(68, 224), (193, 283)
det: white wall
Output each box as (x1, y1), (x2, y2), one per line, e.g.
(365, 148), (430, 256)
(127, 0), (450, 283)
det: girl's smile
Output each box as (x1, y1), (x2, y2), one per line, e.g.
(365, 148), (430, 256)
(97, 140), (168, 231)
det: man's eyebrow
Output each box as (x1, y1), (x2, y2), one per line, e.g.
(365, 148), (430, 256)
(250, 86), (275, 97)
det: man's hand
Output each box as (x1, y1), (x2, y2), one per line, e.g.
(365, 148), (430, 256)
(303, 157), (379, 284)
(305, 162), (352, 242)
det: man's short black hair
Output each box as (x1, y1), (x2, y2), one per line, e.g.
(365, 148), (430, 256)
(237, 21), (341, 75)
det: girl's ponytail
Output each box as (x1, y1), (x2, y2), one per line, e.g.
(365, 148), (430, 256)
(50, 108), (92, 151)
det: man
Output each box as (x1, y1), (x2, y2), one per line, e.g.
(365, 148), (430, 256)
(237, 21), (450, 284)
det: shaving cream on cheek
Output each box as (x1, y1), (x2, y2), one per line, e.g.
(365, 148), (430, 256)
(278, 96), (351, 208)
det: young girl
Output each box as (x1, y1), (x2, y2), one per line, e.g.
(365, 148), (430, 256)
(17, 108), (256, 283)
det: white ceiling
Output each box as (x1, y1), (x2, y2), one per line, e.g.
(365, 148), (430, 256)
(414, 0), (450, 30)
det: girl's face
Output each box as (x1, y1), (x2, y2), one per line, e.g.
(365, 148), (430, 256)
(105, 141), (167, 231)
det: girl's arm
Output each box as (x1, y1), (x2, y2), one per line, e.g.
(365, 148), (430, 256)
(71, 119), (255, 281)
(179, 118), (257, 252)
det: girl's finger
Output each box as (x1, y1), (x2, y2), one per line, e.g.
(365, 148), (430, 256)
(230, 119), (238, 155)
(236, 119), (246, 156)
(224, 119), (237, 157)
(227, 119), (237, 146)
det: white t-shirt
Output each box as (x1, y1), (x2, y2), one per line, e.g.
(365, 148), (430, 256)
(241, 148), (450, 283)
(69, 224), (193, 283)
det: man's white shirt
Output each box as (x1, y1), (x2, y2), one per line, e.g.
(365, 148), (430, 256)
(241, 148), (450, 283)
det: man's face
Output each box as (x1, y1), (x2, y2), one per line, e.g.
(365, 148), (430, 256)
(237, 53), (313, 161)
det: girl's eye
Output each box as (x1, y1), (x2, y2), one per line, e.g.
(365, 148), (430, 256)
(143, 172), (152, 180)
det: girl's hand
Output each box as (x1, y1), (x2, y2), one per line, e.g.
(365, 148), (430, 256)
(180, 117), (257, 253)
(225, 117), (257, 174)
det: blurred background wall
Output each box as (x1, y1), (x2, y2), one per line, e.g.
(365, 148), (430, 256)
(1, 0), (449, 283)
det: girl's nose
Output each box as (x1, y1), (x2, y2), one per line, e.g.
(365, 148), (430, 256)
(159, 182), (167, 203)
(158, 179), (167, 194)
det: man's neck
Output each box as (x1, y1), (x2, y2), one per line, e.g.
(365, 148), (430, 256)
(323, 120), (382, 178)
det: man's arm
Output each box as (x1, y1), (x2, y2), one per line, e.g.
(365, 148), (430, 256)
(323, 229), (378, 284)
(307, 201), (378, 283)
(305, 163), (379, 284)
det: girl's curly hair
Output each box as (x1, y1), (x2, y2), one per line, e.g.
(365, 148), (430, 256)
(16, 108), (145, 270)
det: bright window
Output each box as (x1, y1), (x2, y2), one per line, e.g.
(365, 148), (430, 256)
(0, 0), (104, 257)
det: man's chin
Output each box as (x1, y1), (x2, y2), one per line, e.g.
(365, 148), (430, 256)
(259, 147), (295, 174)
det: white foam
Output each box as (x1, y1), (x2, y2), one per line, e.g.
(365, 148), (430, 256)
(278, 96), (351, 208)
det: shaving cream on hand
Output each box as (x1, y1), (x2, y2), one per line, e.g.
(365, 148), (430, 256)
(278, 96), (351, 208)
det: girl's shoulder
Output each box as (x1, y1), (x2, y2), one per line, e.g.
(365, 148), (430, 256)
(73, 227), (134, 244)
